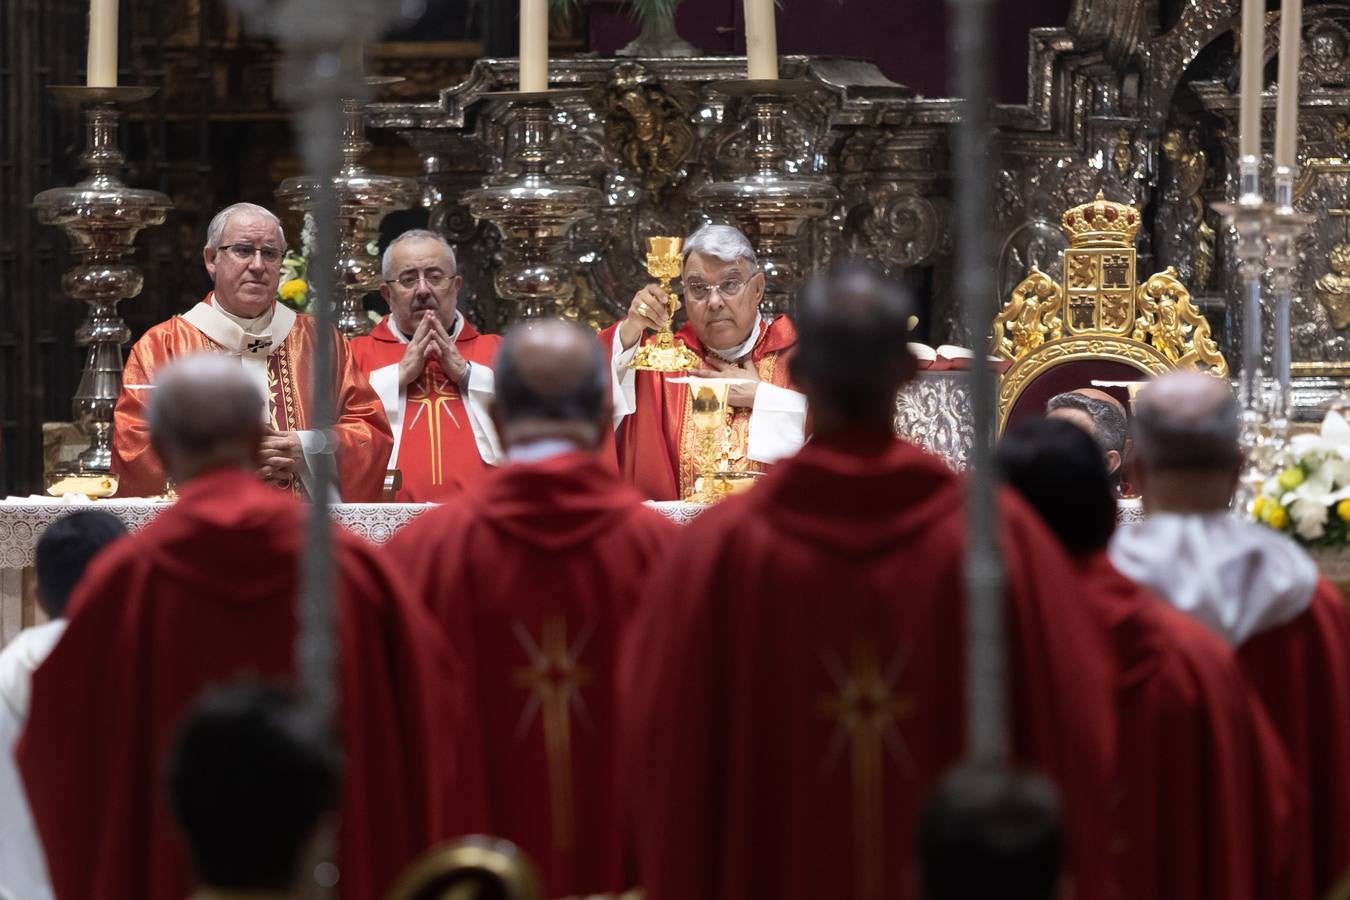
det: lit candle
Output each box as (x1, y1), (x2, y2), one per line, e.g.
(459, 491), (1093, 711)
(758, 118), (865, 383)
(1274, 0), (1303, 168)
(744, 0), (779, 81)
(1239, 0), (1263, 160)
(86, 0), (118, 88)
(519, 0), (548, 93)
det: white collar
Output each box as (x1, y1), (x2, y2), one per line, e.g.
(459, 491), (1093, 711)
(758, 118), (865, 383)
(389, 311), (464, 344)
(182, 294), (296, 359)
(1109, 510), (1317, 645)
(505, 438), (583, 465)
(705, 314), (764, 362)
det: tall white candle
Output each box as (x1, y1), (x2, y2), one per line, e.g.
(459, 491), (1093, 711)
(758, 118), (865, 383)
(519, 0), (548, 93)
(1239, 0), (1263, 160)
(1274, 0), (1303, 167)
(744, 0), (779, 81)
(86, 0), (118, 88)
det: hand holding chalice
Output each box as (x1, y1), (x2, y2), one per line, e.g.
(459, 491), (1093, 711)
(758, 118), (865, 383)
(629, 236), (700, 372)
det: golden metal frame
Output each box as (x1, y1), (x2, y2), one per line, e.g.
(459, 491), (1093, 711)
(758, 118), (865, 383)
(993, 193), (1229, 431)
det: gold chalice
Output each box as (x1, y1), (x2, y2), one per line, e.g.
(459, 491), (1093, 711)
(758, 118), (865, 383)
(630, 236), (701, 372)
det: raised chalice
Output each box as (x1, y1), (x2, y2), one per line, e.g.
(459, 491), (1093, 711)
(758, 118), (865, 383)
(629, 236), (701, 372)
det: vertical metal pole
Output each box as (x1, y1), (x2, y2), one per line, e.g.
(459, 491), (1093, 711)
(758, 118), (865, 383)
(948, 0), (1007, 762)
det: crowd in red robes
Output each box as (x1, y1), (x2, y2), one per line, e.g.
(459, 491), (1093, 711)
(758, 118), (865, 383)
(15, 398), (1350, 900)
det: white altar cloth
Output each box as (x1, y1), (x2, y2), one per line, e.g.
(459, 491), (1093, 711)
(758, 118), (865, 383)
(0, 497), (707, 646)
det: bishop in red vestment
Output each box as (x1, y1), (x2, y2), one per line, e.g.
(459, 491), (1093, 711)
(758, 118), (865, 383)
(21, 355), (470, 900)
(599, 224), (808, 500)
(620, 265), (1117, 900)
(350, 229), (503, 501)
(387, 320), (676, 896)
(999, 417), (1302, 900)
(1112, 371), (1350, 896)
(111, 203), (391, 500)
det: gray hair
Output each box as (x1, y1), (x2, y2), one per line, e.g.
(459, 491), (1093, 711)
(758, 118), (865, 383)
(205, 203), (285, 250)
(1046, 392), (1127, 455)
(381, 229), (458, 281)
(495, 319), (609, 426)
(149, 353), (263, 455)
(684, 223), (758, 271)
(1132, 373), (1241, 471)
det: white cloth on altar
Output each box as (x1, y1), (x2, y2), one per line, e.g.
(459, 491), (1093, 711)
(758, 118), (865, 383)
(609, 316), (808, 464)
(1109, 511), (1318, 646)
(365, 313), (501, 469)
(0, 620), (65, 900)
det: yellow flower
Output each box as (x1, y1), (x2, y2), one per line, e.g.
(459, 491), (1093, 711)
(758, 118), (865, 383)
(1252, 495), (1268, 519)
(1337, 499), (1350, 522)
(279, 279), (308, 302)
(1267, 506), (1290, 530)
(1277, 467), (1305, 491)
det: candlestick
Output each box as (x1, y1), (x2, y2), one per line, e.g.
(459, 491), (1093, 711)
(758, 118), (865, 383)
(519, 0), (548, 93)
(1266, 164), (1314, 451)
(1213, 156), (1272, 512)
(1274, 0), (1302, 167)
(86, 0), (118, 88)
(1239, 0), (1263, 160)
(744, 0), (779, 81)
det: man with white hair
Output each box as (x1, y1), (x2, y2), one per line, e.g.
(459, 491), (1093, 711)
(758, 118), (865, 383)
(1110, 370), (1350, 896)
(349, 229), (501, 500)
(111, 202), (393, 500)
(602, 223), (808, 500)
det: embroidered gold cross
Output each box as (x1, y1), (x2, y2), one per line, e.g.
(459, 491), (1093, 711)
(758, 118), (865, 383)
(819, 639), (916, 900)
(405, 368), (463, 486)
(513, 616), (595, 852)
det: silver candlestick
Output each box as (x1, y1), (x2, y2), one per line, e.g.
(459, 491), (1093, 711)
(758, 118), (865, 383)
(276, 80), (419, 337)
(1266, 163), (1314, 451)
(1213, 155), (1273, 509)
(694, 80), (839, 316)
(465, 91), (602, 322)
(34, 86), (172, 486)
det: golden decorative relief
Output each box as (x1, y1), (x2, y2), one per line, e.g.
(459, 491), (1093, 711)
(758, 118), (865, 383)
(1316, 242), (1350, 330)
(991, 266), (1063, 359)
(994, 193), (1229, 430)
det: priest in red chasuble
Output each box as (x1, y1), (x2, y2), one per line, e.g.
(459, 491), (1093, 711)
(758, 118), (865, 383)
(599, 224), (807, 500)
(21, 355), (470, 900)
(349, 229), (502, 501)
(1111, 371), (1350, 897)
(387, 319), (675, 897)
(999, 417), (1302, 900)
(619, 263), (1117, 900)
(111, 202), (392, 500)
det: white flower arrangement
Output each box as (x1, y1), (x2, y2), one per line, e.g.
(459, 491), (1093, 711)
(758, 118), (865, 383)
(1253, 410), (1350, 544)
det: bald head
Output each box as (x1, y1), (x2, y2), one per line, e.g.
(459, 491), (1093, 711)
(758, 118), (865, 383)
(149, 353), (264, 485)
(1132, 371), (1240, 511)
(790, 260), (917, 431)
(492, 319), (611, 451)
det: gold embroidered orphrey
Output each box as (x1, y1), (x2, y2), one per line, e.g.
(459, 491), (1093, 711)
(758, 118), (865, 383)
(992, 192), (1228, 429)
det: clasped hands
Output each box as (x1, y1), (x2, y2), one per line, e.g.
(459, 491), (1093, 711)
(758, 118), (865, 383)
(620, 283), (760, 408)
(399, 315), (469, 389)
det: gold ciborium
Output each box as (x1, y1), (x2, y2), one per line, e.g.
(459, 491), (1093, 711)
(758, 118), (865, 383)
(682, 377), (742, 504)
(630, 236), (701, 372)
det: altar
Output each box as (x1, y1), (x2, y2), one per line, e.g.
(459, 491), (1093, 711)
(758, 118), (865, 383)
(0, 497), (708, 647)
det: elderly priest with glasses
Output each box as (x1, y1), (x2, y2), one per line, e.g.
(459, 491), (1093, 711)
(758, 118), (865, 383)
(601, 224), (808, 500)
(348, 229), (502, 501)
(111, 202), (392, 500)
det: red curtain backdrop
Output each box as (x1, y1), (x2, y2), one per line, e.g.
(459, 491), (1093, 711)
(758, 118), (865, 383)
(587, 0), (1074, 104)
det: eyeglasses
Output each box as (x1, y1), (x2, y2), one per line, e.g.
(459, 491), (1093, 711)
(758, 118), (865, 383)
(386, 269), (456, 290)
(217, 244), (284, 265)
(684, 278), (747, 302)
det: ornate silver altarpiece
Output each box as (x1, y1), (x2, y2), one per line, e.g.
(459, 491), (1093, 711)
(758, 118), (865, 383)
(357, 1), (1350, 423)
